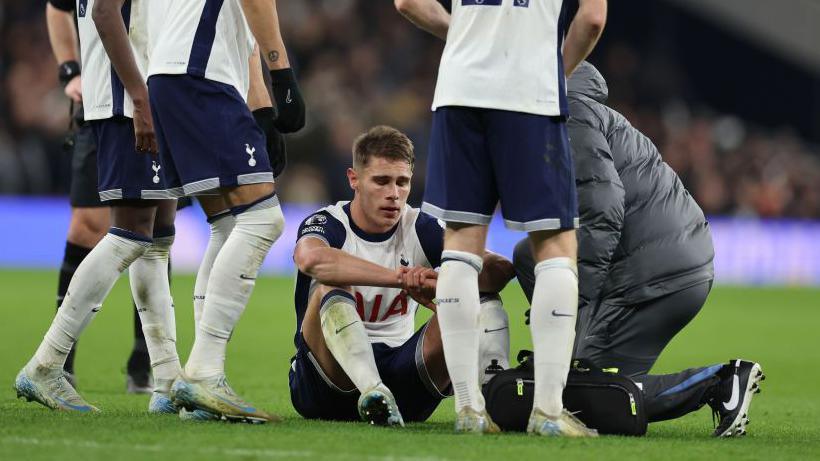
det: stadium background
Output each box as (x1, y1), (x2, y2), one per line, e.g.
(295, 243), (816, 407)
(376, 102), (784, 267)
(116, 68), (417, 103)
(1, 0), (818, 284)
(0, 2), (819, 459)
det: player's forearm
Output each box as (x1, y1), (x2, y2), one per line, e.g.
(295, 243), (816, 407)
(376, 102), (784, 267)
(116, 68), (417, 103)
(297, 246), (401, 289)
(247, 45), (273, 111)
(92, 0), (148, 104)
(394, 0), (450, 40)
(562, 0), (607, 77)
(240, 0), (290, 70)
(477, 251), (515, 293)
(46, 3), (79, 64)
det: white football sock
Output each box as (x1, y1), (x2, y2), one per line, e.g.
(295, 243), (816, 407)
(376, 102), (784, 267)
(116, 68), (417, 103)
(436, 250), (484, 413)
(129, 232), (181, 393)
(184, 197), (284, 380)
(193, 212), (235, 332)
(478, 294), (510, 384)
(530, 257), (578, 417)
(31, 230), (150, 370)
(319, 289), (381, 392)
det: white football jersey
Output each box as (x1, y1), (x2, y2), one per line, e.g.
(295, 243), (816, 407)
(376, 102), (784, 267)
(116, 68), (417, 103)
(77, 0), (150, 120)
(294, 202), (445, 348)
(147, 0), (255, 99)
(432, 0), (569, 116)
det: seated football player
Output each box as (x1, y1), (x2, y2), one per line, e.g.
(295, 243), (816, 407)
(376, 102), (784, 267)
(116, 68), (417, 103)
(289, 125), (514, 426)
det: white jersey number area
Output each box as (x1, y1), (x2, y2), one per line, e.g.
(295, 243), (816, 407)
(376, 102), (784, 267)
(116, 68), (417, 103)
(433, 0), (570, 117)
(293, 202), (444, 348)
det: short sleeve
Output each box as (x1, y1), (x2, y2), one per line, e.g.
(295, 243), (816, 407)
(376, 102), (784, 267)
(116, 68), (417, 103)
(49, 0), (76, 12)
(415, 212), (445, 268)
(296, 211), (346, 249)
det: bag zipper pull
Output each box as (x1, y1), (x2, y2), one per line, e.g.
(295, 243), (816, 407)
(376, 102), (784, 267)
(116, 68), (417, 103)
(629, 392), (637, 416)
(516, 378), (524, 396)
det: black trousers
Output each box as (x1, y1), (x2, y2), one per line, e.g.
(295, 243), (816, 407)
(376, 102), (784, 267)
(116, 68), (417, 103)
(513, 240), (721, 422)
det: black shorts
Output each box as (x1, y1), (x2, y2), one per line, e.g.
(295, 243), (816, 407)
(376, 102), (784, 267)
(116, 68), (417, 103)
(289, 324), (447, 423)
(69, 124), (105, 208)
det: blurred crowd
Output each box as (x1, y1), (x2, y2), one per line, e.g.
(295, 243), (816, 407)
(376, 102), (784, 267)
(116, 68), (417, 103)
(1, 0), (818, 218)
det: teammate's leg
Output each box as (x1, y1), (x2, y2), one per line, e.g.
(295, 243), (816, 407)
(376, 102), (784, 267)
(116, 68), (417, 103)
(59, 207), (108, 382)
(526, 230), (591, 433)
(174, 183), (284, 423)
(436, 223), (497, 431)
(16, 203), (158, 412)
(192, 196), (235, 331)
(126, 200), (183, 413)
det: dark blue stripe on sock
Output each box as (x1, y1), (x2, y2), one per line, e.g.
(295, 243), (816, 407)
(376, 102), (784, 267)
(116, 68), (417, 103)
(109, 227), (152, 244)
(230, 192), (277, 216)
(206, 210), (232, 224)
(657, 364), (723, 397)
(187, 0), (225, 77)
(152, 226), (176, 239)
(320, 289), (355, 307)
(110, 0), (132, 116)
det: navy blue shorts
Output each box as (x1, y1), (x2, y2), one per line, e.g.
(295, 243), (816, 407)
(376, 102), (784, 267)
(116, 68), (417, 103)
(422, 106), (579, 231)
(90, 117), (169, 201)
(148, 74), (273, 197)
(289, 323), (446, 423)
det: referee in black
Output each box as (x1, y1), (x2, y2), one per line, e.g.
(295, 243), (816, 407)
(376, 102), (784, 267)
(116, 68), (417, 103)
(45, 0), (152, 393)
(513, 62), (763, 437)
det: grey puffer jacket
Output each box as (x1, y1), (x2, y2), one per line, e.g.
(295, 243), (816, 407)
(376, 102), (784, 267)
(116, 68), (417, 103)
(569, 62), (714, 307)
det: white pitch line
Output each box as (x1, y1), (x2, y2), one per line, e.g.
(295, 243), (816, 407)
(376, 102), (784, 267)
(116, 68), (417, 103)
(1, 436), (450, 461)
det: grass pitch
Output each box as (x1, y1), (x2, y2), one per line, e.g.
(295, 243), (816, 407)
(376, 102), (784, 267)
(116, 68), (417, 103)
(1, 270), (819, 460)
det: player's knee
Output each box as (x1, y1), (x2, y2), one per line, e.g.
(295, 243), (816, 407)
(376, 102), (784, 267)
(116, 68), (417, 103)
(232, 195), (285, 244)
(69, 208), (110, 244)
(313, 284), (353, 303)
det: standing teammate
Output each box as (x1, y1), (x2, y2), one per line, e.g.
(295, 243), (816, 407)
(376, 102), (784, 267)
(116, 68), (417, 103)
(45, 0), (153, 393)
(289, 126), (513, 426)
(146, 0), (303, 423)
(14, 0), (181, 413)
(513, 62), (763, 438)
(396, 0), (606, 435)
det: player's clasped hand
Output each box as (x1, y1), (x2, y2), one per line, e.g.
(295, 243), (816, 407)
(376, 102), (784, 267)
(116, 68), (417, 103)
(398, 266), (438, 310)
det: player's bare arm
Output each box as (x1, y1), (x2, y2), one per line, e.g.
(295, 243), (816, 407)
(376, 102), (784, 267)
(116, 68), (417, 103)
(46, 3), (82, 103)
(562, 0), (607, 77)
(394, 0), (450, 41)
(240, 0), (305, 132)
(294, 236), (404, 289)
(92, 0), (156, 153)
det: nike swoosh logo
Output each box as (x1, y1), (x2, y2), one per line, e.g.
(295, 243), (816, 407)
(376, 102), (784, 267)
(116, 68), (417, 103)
(484, 327), (508, 333)
(722, 374), (740, 411)
(239, 274), (256, 280)
(335, 321), (357, 334)
(285, 89), (292, 104)
(551, 309), (574, 317)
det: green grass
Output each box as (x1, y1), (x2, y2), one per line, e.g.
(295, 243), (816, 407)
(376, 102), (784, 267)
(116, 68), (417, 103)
(1, 269), (819, 460)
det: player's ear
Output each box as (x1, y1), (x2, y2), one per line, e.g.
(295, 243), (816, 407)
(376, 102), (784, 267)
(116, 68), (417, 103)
(347, 167), (358, 191)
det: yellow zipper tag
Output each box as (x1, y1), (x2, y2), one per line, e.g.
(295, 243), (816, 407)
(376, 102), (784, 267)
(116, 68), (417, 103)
(516, 378), (524, 396)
